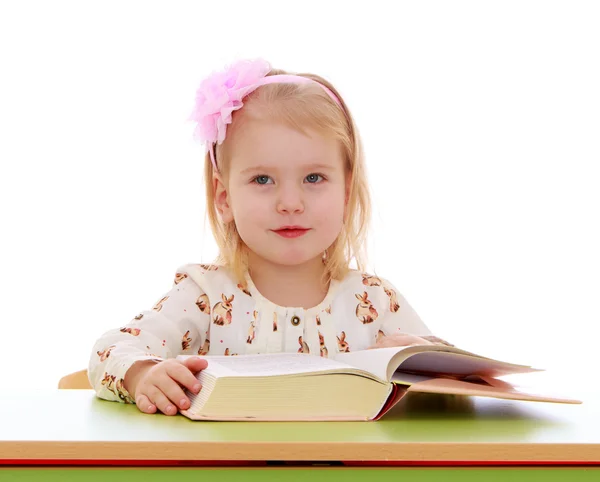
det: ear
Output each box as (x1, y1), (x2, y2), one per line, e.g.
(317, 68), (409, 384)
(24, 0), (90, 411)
(213, 174), (234, 223)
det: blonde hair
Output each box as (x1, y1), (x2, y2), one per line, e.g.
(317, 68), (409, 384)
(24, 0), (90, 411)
(203, 67), (372, 285)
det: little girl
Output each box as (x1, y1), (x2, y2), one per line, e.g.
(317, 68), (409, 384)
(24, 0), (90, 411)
(89, 58), (450, 416)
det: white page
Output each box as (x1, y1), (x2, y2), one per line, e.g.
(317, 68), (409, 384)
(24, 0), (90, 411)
(398, 351), (539, 377)
(177, 353), (353, 378)
(335, 345), (536, 382)
(334, 346), (408, 381)
(391, 372), (436, 384)
(334, 345), (482, 381)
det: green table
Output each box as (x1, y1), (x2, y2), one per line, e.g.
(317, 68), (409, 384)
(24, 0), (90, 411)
(0, 388), (598, 480)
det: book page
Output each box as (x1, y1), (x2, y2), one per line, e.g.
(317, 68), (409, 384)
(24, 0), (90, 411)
(403, 376), (581, 404)
(392, 372), (497, 385)
(397, 351), (540, 377)
(391, 372), (439, 384)
(334, 345), (536, 382)
(334, 345), (490, 382)
(334, 347), (407, 381)
(178, 353), (354, 378)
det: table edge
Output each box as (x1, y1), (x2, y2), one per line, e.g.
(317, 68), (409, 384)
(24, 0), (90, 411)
(1, 441), (599, 462)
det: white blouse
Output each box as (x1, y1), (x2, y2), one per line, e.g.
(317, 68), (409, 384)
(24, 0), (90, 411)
(88, 263), (433, 403)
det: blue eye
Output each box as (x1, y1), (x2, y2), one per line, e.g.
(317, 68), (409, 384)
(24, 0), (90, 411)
(305, 173), (324, 183)
(254, 175), (272, 185)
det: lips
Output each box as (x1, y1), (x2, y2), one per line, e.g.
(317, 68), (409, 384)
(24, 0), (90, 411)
(273, 226), (310, 238)
(276, 225), (307, 231)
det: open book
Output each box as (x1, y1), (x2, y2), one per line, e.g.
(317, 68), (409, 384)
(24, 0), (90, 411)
(176, 344), (582, 421)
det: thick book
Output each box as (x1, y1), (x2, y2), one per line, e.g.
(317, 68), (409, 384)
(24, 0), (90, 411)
(176, 344), (582, 421)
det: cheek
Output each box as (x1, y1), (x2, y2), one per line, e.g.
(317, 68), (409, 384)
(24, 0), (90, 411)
(229, 189), (268, 227)
(311, 188), (346, 225)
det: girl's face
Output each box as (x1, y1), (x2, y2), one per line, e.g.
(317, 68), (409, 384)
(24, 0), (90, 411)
(215, 120), (348, 269)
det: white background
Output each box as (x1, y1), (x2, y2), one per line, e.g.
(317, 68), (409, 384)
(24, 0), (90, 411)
(1, 0), (598, 389)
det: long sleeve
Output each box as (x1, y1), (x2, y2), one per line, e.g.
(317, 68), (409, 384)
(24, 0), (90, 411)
(88, 274), (211, 403)
(378, 279), (433, 337)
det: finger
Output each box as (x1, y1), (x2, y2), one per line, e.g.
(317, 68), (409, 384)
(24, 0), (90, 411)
(372, 337), (399, 348)
(409, 335), (434, 345)
(167, 362), (204, 396)
(372, 336), (432, 349)
(421, 335), (454, 346)
(377, 340), (412, 348)
(146, 385), (178, 416)
(135, 393), (157, 414)
(182, 356), (209, 373)
(158, 372), (195, 411)
(384, 334), (434, 346)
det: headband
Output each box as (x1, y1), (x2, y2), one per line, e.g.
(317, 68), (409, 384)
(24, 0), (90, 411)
(188, 58), (342, 170)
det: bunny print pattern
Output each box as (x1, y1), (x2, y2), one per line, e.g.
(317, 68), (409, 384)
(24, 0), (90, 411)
(88, 263), (433, 403)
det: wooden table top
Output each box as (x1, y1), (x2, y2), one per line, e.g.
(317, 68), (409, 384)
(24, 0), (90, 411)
(2, 384), (598, 464)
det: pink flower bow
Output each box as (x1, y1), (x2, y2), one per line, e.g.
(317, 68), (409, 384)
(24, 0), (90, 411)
(189, 58), (272, 154)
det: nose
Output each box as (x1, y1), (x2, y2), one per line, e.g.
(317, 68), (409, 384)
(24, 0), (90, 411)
(276, 184), (305, 214)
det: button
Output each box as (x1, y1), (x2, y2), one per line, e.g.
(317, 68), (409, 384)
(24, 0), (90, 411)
(290, 315), (301, 326)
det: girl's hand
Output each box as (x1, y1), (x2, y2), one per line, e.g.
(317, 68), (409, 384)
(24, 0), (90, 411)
(124, 357), (208, 415)
(369, 333), (454, 349)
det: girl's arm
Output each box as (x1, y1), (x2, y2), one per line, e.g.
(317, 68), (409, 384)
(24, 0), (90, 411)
(88, 276), (210, 403)
(375, 279), (454, 348)
(378, 279), (433, 336)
